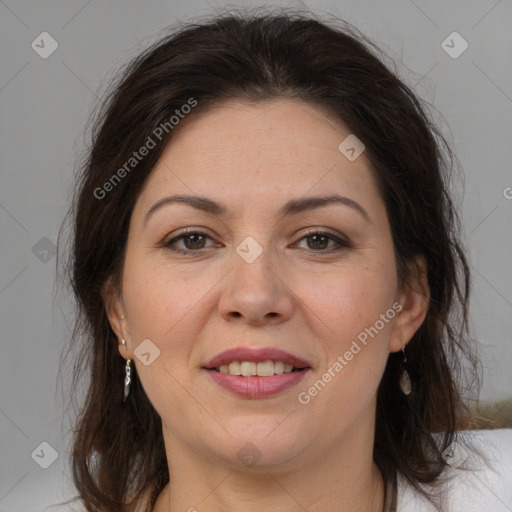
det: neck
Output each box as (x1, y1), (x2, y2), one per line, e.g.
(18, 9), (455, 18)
(153, 412), (385, 512)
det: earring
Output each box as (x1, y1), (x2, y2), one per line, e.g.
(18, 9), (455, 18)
(123, 359), (132, 402)
(399, 344), (412, 395)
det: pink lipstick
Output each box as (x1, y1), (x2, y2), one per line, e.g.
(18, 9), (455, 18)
(203, 347), (311, 399)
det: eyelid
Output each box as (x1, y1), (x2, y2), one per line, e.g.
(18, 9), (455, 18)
(294, 228), (352, 250)
(299, 227), (349, 242)
(162, 226), (351, 254)
(162, 227), (220, 249)
(164, 226), (215, 241)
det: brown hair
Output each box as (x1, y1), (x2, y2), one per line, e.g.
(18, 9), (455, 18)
(59, 9), (479, 511)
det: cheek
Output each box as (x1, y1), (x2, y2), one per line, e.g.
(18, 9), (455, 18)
(122, 252), (214, 340)
(295, 261), (397, 345)
(120, 257), (204, 382)
(293, 262), (396, 409)
(120, 258), (210, 421)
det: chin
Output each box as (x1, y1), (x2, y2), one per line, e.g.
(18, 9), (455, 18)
(211, 420), (309, 469)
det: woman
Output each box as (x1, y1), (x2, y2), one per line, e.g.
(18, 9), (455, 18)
(61, 10), (512, 512)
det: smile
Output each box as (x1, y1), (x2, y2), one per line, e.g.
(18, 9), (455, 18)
(214, 360), (299, 376)
(203, 346), (312, 398)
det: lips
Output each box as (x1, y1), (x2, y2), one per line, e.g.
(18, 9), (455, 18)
(203, 347), (311, 370)
(203, 347), (312, 398)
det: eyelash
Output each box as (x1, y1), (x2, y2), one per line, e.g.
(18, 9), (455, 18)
(162, 228), (351, 255)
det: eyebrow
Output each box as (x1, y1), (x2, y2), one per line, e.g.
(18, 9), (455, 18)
(144, 193), (370, 226)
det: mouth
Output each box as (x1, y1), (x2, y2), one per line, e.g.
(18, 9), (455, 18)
(208, 360), (306, 376)
(203, 346), (311, 374)
(202, 347), (311, 398)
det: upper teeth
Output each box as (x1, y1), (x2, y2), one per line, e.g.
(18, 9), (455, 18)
(217, 360), (294, 376)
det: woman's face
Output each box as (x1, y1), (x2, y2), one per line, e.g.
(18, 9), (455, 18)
(109, 98), (426, 471)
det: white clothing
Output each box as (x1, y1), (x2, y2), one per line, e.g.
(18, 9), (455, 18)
(396, 429), (512, 511)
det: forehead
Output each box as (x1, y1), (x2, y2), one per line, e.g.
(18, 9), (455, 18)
(136, 98), (381, 216)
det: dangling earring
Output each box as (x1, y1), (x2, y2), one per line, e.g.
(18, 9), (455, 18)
(123, 358), (132, 402)
(399, 344), (412, 395)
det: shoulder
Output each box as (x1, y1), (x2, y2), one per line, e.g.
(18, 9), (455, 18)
(396, 429), (512, 512)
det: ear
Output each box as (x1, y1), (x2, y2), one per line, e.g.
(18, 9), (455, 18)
(101, 276), (132, 359)
(389, 255), (430, 353)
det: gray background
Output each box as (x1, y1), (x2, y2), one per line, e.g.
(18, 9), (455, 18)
(0, 0), (511, 510)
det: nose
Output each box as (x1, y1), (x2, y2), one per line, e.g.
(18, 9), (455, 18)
(218, 245), (294, 326)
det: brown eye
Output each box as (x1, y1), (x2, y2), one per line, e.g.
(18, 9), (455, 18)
(163, 230), (217, 254)
(296, 231), (351, 252)
(306, 233), (329, 250)
(182, 233), (206, 250)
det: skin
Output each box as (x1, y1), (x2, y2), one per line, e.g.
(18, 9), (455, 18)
(105, 98), (429, 512)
